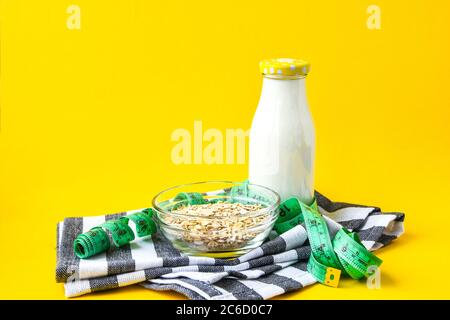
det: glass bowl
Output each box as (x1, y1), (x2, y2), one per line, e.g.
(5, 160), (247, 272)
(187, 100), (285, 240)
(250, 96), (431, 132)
(152, 181), (280, 258)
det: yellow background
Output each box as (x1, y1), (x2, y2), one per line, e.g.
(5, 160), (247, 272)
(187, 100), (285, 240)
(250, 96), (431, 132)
(1, 0), (449, 299)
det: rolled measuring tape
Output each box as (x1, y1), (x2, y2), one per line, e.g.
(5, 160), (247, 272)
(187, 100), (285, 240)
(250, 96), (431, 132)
(73, 208), (157, 259)
(73, 192), (207, 259)
(274, 198), (382, 287)
(172, 192), (207, 208)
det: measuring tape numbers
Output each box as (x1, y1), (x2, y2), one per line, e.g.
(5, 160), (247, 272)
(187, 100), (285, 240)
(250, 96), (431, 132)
(274, 198), (382, 287)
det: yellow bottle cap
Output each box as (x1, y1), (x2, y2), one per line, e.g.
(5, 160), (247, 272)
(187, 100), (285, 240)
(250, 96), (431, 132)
(259, 58), (310, 77)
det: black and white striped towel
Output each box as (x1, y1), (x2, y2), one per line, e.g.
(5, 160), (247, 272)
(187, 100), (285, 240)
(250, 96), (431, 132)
(56, 192), (405, 299)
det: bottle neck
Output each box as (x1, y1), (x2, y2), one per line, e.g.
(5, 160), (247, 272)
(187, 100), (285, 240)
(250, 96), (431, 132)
(260, 76), (307, 105)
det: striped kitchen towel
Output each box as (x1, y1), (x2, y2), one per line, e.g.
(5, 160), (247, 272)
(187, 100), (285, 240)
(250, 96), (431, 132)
(56, 192), (404, 299)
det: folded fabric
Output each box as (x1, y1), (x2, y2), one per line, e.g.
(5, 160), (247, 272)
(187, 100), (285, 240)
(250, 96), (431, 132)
(56, 192), (404, 299)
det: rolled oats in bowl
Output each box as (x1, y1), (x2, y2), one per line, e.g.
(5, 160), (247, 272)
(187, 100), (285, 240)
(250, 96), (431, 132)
(152, 181), (280, 258)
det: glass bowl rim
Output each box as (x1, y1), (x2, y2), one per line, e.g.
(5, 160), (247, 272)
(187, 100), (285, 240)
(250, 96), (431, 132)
(152, 180), (280, 219)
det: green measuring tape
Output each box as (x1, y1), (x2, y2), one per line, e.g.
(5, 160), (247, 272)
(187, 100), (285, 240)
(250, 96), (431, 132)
(73, 185), (265, 259)
(274, 198), (382, 287)
(73, 208), (157, 259)
(73, 184), (382, 289)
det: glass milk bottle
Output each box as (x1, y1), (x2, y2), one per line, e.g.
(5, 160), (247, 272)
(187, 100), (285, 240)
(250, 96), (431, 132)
(249, 58), (315, 204)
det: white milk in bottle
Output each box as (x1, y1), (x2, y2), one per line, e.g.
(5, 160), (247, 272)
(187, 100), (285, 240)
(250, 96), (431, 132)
(249, 58), (315, 204)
